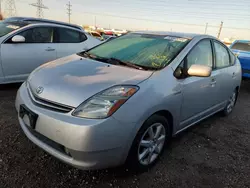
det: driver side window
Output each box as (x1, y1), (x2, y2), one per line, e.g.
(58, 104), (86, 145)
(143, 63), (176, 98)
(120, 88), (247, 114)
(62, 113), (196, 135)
(18, 27), (53, 43)
(187, 40), (213, 69)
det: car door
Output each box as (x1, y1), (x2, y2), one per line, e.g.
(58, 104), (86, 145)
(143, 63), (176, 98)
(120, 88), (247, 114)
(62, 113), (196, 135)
(213, 41), (232, 103)
(54, 27), (89, 58)
(1, 26), (57, 83)
(227, 49), (240, 91)
(179, 39), (220, 128)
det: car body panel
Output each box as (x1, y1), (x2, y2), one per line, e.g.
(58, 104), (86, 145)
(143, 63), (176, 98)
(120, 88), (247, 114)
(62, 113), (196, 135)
(0, 23), (101, 84)
(27, 54), (153, 107)
(1, 42), (58, 83)
(15, 32), (242, 170)
(55, 34), (101, 58)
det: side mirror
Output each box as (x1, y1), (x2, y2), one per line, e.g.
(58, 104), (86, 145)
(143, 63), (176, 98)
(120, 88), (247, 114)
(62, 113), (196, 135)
(188, 64), (212, 77)
(12, 35), (25, 43)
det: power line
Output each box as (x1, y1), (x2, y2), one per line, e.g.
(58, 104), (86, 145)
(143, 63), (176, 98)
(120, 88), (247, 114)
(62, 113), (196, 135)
(96, 0), (250, 12)
(108, 8), (250, 22)
(5, 0), (17, 17)
(188, 0), (250, 6)
(66, 1), (72, 23)
(80, 11), (207, 27)
(78, 10), (250, 31)
(93, 1), (250, 18)
(30, 0), (48, 18)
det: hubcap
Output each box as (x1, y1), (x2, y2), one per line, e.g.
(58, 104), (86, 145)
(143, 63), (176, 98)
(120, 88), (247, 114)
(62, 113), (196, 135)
(138, 123), (166, 166)
(227, 92), (236, 113)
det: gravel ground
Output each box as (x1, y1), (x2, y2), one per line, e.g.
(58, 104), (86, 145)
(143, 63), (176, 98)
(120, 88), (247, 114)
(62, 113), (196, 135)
(0, 82), (250, 188)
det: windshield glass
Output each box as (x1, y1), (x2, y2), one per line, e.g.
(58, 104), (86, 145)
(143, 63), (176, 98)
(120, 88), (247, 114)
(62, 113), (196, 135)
(88, 33), (190, 69)
(0, 21), (28, 37)
(231, 42), (250, 52)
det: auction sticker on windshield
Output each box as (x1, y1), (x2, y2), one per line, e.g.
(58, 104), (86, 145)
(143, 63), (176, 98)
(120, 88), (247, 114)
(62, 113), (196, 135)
(6, 25), (20, 30)
(164, 36), (188, 42)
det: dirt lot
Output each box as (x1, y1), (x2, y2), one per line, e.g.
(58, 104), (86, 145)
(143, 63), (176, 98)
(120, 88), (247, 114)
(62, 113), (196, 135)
(0, 82), (250, 188)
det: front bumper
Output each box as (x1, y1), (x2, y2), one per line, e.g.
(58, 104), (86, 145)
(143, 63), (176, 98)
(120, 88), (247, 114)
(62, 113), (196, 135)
(15, 83), (136, 170)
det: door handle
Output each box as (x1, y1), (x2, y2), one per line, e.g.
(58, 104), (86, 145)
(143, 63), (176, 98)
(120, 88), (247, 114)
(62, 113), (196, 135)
(45, 47), (55, 51)
(232, 72), (236, 78)
(210, 78), (216, 86)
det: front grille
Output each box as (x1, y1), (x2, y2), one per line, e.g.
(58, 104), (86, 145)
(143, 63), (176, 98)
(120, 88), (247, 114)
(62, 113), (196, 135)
(27, 84), (73, 113)
(242, 69), (250, 74)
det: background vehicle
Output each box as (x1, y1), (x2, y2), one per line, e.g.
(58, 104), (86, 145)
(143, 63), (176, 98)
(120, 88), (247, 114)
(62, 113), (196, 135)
(230, 40), (250, 78)
(87, 30), (103, 40)
(0, 18), (101, 84)
(102, 34), (116, 42)
(112, 28), (127, 36)
(4, 17), (84, 31)
(16, 31), (241, 171)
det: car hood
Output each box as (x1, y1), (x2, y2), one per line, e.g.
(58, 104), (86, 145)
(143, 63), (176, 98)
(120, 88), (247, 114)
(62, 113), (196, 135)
(27, 54), (153, 107)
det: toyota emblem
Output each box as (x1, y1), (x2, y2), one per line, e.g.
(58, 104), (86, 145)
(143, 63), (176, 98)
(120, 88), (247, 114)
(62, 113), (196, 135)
(36, 86), (44, 94)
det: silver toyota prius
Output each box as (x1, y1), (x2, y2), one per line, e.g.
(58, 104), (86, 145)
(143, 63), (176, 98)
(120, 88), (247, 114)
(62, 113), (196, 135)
(16, 31), (242, 171)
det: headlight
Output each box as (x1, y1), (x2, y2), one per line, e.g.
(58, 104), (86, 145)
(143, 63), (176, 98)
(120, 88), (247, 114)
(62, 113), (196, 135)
(72, 85), (139, 119)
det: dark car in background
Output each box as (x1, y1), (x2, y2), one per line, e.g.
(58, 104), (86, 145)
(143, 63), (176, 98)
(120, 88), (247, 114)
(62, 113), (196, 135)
(230, 40), (250, 78)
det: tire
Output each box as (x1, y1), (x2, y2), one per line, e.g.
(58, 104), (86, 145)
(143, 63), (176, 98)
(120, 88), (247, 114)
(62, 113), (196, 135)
(126, 114), (171, 171)
(222, 89), (238, 116)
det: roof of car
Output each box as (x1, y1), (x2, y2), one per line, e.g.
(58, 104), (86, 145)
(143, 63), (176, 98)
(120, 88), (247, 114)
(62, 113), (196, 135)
(234, 40), (250, 43)
(131, 31), (209, 39)
(4, 17), (83, 31)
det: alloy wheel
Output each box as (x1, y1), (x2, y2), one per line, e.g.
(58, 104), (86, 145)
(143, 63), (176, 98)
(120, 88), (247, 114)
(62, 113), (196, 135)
(137, 123), (166, 166)
(226, 91), (236, 113)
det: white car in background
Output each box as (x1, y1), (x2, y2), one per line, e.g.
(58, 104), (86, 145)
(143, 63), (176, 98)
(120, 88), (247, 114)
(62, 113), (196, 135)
(0, 18), (101, 84)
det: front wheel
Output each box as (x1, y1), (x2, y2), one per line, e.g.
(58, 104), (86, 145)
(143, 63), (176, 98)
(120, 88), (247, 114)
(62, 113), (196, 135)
(126, 114), (171, 171)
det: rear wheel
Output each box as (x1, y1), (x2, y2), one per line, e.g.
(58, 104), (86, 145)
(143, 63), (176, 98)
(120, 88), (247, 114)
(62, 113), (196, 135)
(126, 114), (171, 171)
(222, 90), (237, 116)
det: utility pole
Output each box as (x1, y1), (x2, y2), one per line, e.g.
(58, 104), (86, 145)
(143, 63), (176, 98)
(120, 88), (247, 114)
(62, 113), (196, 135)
(94, 16), (96, 27)
(66, 1), (72, 23)
(0, 0), (2, 14)
(204, 23), (208, 34)
(217, 21), (223, 39)
(5, 0), (17, 17)
(30, 0), (48, 18)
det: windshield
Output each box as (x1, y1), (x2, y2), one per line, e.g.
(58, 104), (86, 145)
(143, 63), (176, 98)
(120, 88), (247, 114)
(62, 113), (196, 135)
(88, 33), (190, 69)
(0, 21), (28, 37)
(231, 42), (250, 52)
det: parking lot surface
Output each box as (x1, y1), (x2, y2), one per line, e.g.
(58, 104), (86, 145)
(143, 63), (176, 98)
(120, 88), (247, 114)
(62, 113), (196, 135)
(0, 82), (250, 188)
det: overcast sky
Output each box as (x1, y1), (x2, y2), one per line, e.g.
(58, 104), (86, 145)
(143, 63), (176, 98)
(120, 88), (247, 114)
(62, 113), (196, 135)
(8, 0), (250, 39)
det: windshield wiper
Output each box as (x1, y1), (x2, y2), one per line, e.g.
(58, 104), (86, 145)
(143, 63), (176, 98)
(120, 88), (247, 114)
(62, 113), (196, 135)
(108, 57), (145, 70)
(78, 53), (157, 70)
(78, 51), (96, 59)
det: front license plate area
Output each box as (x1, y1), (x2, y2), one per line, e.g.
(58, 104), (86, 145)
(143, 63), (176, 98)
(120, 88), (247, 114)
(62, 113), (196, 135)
(19, 105), (38, 129)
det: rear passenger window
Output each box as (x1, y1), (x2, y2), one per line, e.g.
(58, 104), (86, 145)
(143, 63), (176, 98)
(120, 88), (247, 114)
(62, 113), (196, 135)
(214, 42), (230, 68)
(187, 40), (213, 69)
(57, 28), (87, 43)
(19, 27), (53, 43)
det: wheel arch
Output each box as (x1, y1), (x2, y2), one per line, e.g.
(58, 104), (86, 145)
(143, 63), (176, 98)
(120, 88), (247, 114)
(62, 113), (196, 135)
(235, 86), (240, 102)
(151, 110), (174, 136)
